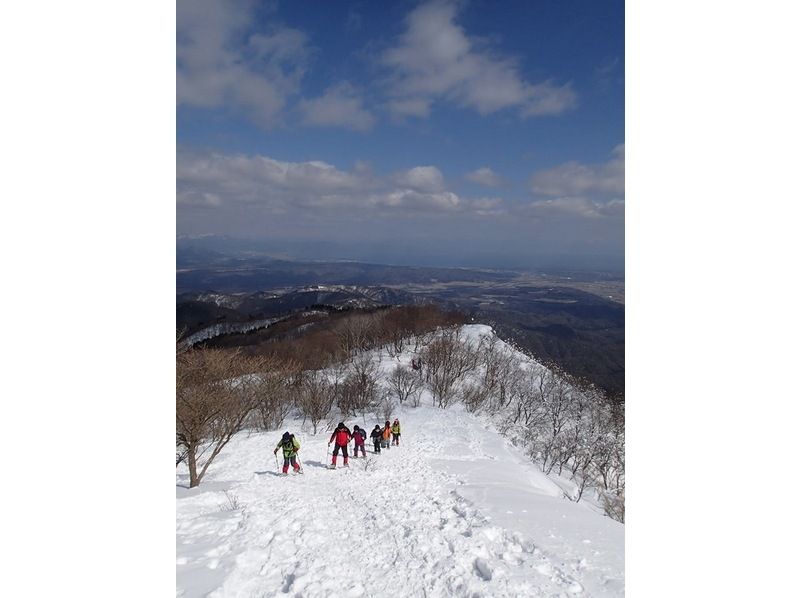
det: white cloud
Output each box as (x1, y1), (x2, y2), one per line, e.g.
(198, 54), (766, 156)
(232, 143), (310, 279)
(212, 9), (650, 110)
(387, 98), (432, 119)
(530, 145), (625, 198)
(466, 167), (503, 187)
(299, 83), (376, 131)
(525, 197), (602, 219)
(522, 197), (625, 221)
(468, 197), (506, 216)
(177, 191), (223, 208)
(177, 150), (493, 216)
(176, 0), (309, 127)
(177, 151), (369, 210)
(382, 1), (576, 118)
(374, 189), (460, 211)
(393, 166), (446, 193)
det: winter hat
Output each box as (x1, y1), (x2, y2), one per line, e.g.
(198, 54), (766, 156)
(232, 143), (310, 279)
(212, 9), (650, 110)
(338, 421), (345, 429)
(282, 431), (291, 442)
(353, 425), (360, 431)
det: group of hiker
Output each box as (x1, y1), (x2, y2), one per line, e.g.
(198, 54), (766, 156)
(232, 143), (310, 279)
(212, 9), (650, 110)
(329, 418), (401, 468)
(273, 418), (402, 474)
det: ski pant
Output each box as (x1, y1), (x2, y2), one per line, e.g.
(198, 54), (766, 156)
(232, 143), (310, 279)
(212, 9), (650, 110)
(373, 440), (381, 453)
(331, 444), (349, 465)
(282, 455), (300, 473)
(381, 438), (390, 449)
(353, 443), (366, 457)
(392, 433), (400, 446)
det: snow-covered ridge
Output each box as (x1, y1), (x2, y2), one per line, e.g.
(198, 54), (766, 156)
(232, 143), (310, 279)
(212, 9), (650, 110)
(180, 316), (285, 347)
(177, 325), (624, 596)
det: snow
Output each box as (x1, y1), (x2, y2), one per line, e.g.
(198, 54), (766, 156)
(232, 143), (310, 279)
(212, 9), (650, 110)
(177, 326), (624, 597)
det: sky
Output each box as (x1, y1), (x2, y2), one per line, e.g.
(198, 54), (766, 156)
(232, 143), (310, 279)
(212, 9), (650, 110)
(177, 0), (624, 269)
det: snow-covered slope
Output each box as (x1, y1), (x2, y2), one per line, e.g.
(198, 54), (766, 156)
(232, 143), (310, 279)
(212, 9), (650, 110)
(177, 390), (624, 596)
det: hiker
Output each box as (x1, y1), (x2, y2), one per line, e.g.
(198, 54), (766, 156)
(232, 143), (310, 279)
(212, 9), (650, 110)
(381, 420), (392, 450)
(370, 425), (382, 453)
(391, 418), (401, 446)
(352, 425), (367, 458)
(411, 358), (420, 371)
(328, 421), (352, 468)
(273, 431), (302, 475)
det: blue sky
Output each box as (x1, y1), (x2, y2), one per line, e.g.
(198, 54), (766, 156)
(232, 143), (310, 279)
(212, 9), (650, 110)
(177, 0), (624, 269)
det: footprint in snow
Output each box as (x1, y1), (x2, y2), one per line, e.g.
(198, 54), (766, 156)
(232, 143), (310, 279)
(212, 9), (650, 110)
(474, 557), (493, 581)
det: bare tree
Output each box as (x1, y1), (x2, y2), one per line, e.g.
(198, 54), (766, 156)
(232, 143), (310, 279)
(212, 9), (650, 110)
(422, 328), (480, 408)
(479, 337), (522, 410)
(388, 365), (422, 405)
(334, 313), (376, 356)
(374, 391), (396, 422)
(336, 353), (381, 417)
(462, 382), (491, 412)
(506, 366), (547, 429)
(295, 370), (336, 434)
(384, 307), (416, 357)
(249, 358), (300, 431)
(601, 490), (625, 523)
(176, 348), (269, 488)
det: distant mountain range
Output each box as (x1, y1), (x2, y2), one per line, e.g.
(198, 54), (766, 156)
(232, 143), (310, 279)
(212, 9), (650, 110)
(177, 285), (425, 338)
(176, 245), (624, 399)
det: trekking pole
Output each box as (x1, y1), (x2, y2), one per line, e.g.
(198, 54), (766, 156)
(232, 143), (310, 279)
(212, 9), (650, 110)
(296, 455), (303, 474)
(275, 452), (280, 472)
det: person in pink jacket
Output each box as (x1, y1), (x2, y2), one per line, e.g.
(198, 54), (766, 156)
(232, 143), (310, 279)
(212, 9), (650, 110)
(352, 425), (367, 458)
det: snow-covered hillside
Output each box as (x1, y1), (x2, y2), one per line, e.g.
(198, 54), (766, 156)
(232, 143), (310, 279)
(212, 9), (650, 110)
(177, 326), (624, 597)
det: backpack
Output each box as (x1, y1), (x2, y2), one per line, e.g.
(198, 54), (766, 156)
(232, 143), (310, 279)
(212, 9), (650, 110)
(282, 435), (297, 454)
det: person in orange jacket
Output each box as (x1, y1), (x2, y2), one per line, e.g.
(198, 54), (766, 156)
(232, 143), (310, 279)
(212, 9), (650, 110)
(381, 420), (392, 450)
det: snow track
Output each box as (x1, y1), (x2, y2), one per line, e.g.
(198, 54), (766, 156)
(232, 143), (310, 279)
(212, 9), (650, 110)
(177, 403), (623, 597)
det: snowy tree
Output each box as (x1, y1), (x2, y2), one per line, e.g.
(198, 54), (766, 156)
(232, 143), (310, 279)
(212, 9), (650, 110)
(479, 336), (521, 410)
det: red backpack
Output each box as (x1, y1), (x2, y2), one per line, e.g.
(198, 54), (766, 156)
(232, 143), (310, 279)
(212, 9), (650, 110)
(335, 428), (350, 445)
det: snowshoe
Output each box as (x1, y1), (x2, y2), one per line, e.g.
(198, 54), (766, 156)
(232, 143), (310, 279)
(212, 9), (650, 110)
(328, 464), (336, 469)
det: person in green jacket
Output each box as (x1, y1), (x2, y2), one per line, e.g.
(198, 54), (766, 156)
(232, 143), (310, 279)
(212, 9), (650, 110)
(273, 431), (302, 475)
(391, 418), (401, 446)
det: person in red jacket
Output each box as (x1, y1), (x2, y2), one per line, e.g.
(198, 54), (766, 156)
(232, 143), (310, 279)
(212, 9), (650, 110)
(328, 421), (352, 468)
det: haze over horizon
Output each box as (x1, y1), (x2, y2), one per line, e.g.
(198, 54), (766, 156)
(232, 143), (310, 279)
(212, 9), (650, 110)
(177, 0), (624, 270)
(177, 233), (624, 272)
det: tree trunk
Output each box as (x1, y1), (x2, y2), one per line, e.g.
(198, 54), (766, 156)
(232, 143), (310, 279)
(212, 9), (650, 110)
(188, 444), (199, 488)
